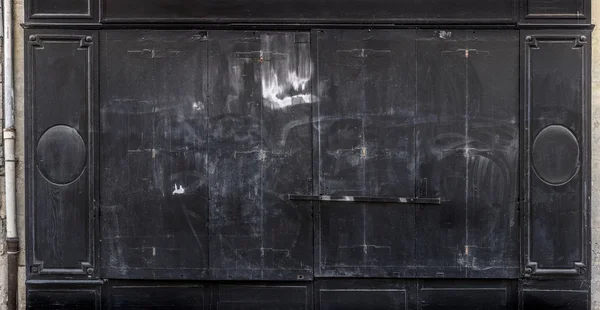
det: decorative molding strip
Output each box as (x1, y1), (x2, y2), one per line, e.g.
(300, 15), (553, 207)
(523, 33), (589, 277)
(27, 33), (97, 278)
(523, 0), (587, 20)
(28, 0), (93, 19)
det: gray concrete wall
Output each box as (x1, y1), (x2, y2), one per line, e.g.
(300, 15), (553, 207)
(0, 0), (598, 309)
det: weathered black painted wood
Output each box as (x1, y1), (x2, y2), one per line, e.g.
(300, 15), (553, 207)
(26, 0), (98, 23)
(28, 279), (528, 309)
(522, 290), (588, 310)
(99, 30), (210, 279)
(420, 280), (516, 310)
(461, 32), (520, 278)
(415, 30), (520, 278)
(522, 30), (590, 278)
(414, 31), (468, 278)
(101, 0), (517, 24)
(106, 281), (209, 309)
(312, 30), (520, 279)
(24, 0), (594, 307)
(20, 0), (592, 27)
(519, 279), (590, 310)
(208, 31), (313, 280)
(212, 283), (312, 309)
(27, 282), (101, 310)
(521, 0), (589, 25)
(25, 30), (99, 278)
(316, 279), (417, 310)
(314, 29), (418, 278)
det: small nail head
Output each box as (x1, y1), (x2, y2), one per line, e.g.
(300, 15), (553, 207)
(525, 36), (533, 42)
(29, 35), (37, 41)
(85, 36), (93, 42)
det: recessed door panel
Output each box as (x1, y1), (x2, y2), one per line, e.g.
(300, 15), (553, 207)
(314, 30), (519, 278)
(316, 280), (414, 310)
(314, 30), (417, 277)
(415, 31), (520, 278)
(213, 284), (311, 310)
(99, 31), (209, 279)
(208, 31), (313, 280)
(26, 30), (98, 278)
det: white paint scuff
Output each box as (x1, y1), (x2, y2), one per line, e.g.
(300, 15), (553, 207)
(259, 34), (314, 110)
(192, 101), (204, 111)
(439, 30), (452, 39)
(172, 184), (185, 195)
(261, 67), (312, 110)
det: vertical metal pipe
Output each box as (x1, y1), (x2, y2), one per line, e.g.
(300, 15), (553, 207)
(7, 237), (17, 310)
(3, 0), (12, 129)
(3, 0), (17, 308)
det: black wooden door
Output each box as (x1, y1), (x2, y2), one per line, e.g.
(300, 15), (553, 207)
(100, 31), (211, 279)
(414, 31), (520, 278)
(312, 30), (520, 279)
(314, 30), (418, 278)
(93, 29), (520, 307)
(100, 31), (315, 281)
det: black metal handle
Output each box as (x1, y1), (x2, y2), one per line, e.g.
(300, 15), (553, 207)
(288, 195), (441, 205)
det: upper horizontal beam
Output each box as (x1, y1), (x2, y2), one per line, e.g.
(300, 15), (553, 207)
(24, 0), (591, 27)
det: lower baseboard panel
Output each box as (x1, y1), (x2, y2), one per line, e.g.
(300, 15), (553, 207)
(26, 279), (589, 309)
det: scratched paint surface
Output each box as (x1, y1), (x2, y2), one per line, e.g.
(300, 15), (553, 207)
(99, 31), (210, 279)
(102, 0), (516, 22)
(98, 30), (519, 281)
(414, 31), (520, 277)
(315, 30), (418, 277)
(207, 32), (314, 280)
(24, 0), (592, 306)
(315, 30), (520, 278)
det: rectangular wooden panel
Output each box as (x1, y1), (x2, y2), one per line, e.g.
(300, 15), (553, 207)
(522, 31), (590, 277)
(27, 284), (101, 310)
(316, 280), (414, 310)
(522, 290), (588, 309)
(461, 32), (521, 278)
(99, 31), (209, 279)
(314, 29), (417, 278)
(26, 30), (98, 277)
(208, 31), (313, 280)
(102, 0), (516, 24)
(420, 280), (514, 310)
(213, 284), (311, 310)
(27, 0), (97, 22)
(523, 0), (588, 21)
(313, 30), (519, 278)
(108, 283), (208, 309)
(415, 30), (520, 278)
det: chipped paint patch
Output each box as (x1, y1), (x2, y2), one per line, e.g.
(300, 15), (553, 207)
(260, 33), (313, 110)
(439, 30), (452, 39)
(192, 101), (204, 111)
(262, 68), (312, 109)
(172, 184), (185, 195)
